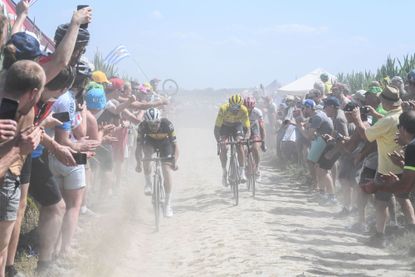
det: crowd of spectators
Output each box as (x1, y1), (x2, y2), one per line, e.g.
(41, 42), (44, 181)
(272, 71), (415, 248)
(0, 2), (169, 276)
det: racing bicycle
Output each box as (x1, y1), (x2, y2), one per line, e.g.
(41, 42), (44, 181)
(142, 150), (173, 231)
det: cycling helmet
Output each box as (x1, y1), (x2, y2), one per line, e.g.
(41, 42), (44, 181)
(407, 70), (415, 84)
(244, 96), (256, 109)
(320, 73), (329, 82)
(144, 107), (161, 122)
(72, 57), (93, 89)
(54, 23), (90, 48)
(76, 57), (93, 78)
(229, 94), (243, 106)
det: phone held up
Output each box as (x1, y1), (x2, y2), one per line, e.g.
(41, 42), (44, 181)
(72, 152), (87, 165)
(52, 112), (70, 123)
(0, 98), (19, 120)
(77, 5), (89, 29)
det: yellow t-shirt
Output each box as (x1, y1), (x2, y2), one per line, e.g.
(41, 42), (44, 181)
(215, 103), (250, 129)
(365, 107), (402, 174)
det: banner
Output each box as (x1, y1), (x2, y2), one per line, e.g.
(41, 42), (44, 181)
(0, 0), (55, 52)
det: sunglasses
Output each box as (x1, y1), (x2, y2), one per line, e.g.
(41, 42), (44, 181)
(230, 104), (241, 111)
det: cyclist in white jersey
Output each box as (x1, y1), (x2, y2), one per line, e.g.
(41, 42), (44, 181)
(244, 96), (267, 178)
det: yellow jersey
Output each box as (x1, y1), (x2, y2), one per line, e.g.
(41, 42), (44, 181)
(215, 103), (250, 128)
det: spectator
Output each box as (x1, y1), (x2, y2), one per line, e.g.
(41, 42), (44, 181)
(0, 61), (46, 277)
(350, 85), (415, 248)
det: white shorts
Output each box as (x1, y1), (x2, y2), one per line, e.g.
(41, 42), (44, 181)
(48, 154), (86, 190)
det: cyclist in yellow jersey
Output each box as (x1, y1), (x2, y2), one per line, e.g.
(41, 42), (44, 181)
(214, 94), (250, 186)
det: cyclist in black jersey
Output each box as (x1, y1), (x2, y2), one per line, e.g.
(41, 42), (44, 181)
(135, 108), (179, 217)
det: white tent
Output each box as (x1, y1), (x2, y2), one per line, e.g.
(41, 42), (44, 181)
(277, 68), (336, 96)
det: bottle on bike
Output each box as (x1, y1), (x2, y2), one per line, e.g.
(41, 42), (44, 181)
(214, 94), (251, 186)
(135, 107), (179, 217)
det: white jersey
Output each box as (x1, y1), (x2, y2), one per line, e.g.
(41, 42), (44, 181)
(249, 107), (263, 128)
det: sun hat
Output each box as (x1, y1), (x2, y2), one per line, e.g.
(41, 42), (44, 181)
(380, 85), (402, 107)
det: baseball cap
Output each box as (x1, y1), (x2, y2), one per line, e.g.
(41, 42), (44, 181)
(92, 71), (111, 84)
(8, 32), (45, 60)
(324, 96), (340, 108)
(109, 77), (124, 90)
(303, 99), (316, 109)
(86, 87), (107, 110)
(352, 90), (366, 105)
(365, 86), (382, 95)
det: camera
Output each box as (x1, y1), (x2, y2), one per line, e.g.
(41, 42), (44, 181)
(361, 106), (370, 114)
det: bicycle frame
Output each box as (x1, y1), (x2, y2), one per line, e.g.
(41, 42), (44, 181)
(142, 150), (171, 231)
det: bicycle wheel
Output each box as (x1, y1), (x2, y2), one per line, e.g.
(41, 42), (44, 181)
(229, 152), (239, 206)
(248, 154), (256, 198)
(162, 79), (179, 96)
(153, 174), (161, 231)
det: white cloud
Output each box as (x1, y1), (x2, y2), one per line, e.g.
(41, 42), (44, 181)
(150, 10), (163, 20)
(259, 24), (328, 35)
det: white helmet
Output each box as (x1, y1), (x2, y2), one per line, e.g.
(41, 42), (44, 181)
(144, 108), (161, 121)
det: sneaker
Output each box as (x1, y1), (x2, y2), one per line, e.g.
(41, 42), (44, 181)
(222, 172), (228, 187)
(144, 184), (152, 196)
(366, 232), (386, 248)
(334, 207), (351, 218)
(80, 207), (98, 217)
(346, 222), (369, 234)
(165, 205), (174, 217)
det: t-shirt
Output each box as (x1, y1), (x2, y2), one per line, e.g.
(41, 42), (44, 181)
(404, 138), (415, 172)
(365, 107), (402, 174)
(53, 91), (80, 132)
(333, 109), (348, 136)
(248, 107), (263, 128)
(309, 111), (333, 136)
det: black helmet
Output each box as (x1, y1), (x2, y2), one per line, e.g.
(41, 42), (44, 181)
(54, 23), (90, 48)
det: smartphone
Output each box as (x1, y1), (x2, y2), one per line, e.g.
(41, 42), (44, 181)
(0, 98), (19, 120)
(52, 112), (70, 122)
(72, 152), (87, 165)
(77, 5), (89, 29)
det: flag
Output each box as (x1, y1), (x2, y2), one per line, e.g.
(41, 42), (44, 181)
(104, 45), (130, 65)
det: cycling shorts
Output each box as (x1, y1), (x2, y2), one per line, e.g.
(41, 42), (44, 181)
(219, 124), (244, 139)
(143, 137), (174, 158)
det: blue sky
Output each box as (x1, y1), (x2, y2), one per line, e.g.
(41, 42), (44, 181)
(30, 0), (415, 89)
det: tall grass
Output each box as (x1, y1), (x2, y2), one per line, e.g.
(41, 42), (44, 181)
(337, 54), (415, 92)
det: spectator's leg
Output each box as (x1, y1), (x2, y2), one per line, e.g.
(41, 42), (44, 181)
(38, 200), (66, 262)
(60, 188), (85, 254)
(0, 221), (15, 277)
(396, 196), (415, 225)
(375, 199), (389, 234)
(5, 183), (28, 269)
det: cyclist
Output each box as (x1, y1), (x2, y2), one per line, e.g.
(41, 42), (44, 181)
(244, 96), (267, 178)
(214, 94), (250, 186)
(135, 108), (178, 217)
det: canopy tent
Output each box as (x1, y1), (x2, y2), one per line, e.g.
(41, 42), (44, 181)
(277, 68), (336, 96)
